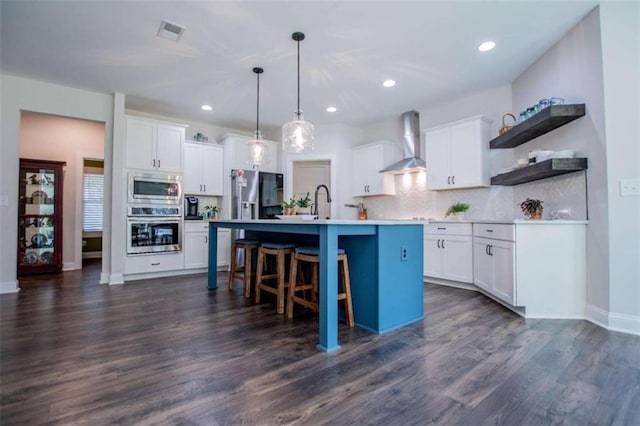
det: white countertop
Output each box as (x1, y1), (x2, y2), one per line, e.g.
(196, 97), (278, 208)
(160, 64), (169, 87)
(425, 219), (588, 225)
(209, 218), (424, 225)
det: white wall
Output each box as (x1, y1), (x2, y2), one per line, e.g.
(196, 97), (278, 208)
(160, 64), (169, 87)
(19, 111), (105, 270)
(599, 2), (640, 332)
(0, 74), (114, 293)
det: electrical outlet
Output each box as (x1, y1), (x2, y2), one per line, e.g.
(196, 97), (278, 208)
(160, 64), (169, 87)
(401, 245), (408, 261)
(620, 179), (640, 196)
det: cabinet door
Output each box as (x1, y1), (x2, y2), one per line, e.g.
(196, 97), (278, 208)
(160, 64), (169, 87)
(125, 118), (156, 171)
(473, 237), (493, 291)
(352, 145), (369, 196)
(351, 143), (395, 197)
(450, 120), (485, 188)
(183, 144), (204, 194)
(156, 124), (184, 173)
(424, 128), (451, 190)
(441, 235), (473, 283)
(423, 234), (442, 278)
(217, 229), (231, 269)
(491, 240), (516, 305)
(202, 145), (223, 195)
(184, 232), (208, 269)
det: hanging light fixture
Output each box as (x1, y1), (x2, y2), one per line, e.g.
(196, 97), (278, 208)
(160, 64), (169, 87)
(282, 32), (314, 153)
(246, 67), (267, 168)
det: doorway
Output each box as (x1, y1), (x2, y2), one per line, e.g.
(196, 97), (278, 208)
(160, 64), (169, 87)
(292, 160), (331, 219)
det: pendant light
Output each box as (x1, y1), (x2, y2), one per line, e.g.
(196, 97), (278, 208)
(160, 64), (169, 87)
(282, 32), (314, 153)
(246, 67), (267, 168)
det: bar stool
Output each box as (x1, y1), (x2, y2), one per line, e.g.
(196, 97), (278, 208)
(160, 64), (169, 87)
(286, 247), (354, 327)
(228, 239), (261, 298)
(255, 242), (297, 314)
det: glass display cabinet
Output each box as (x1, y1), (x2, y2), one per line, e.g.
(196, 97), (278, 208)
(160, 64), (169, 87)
(18, 159), (66, 275)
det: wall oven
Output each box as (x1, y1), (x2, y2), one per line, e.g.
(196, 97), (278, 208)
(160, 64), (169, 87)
(126, 206), (182, 255)
(128, 173), (182, 205)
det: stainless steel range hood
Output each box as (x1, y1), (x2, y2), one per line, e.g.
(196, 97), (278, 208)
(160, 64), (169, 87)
(380, 110), (426, 174)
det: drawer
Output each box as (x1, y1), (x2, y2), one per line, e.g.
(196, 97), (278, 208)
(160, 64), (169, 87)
(425, 222), (472, 236)
(185, 222), (209, 233)
(125, 252), (185, 274)
(473, 223), (515, 241)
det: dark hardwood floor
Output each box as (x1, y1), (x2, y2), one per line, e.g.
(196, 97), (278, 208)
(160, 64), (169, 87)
(2, 260), (639, 425)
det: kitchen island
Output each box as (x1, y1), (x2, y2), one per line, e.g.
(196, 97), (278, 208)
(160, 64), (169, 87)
(208, 219), (424, 352)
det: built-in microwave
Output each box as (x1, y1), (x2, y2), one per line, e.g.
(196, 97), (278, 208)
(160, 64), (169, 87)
(128, 173), (182, 205)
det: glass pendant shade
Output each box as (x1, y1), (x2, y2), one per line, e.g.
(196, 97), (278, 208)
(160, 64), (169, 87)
(247, 130), (266, 167)
(283, 113), (314, 153)
(283, 32), (314, 153)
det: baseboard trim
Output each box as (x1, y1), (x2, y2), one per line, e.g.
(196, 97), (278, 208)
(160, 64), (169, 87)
(585, 304), (610, 329)
(63, 261), (81, 271)
(0, 280), (20, 294)
(608, 311), (640, 336)
(109, 273), (124, 285)
(99, 272), (110, 285)
(82, 252), (102, 259)
(424, 277), (477, 292)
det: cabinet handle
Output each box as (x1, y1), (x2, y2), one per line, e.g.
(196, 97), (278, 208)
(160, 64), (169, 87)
(437, 227), (446, 230)
(203, 184), (206, 192)
(153, 159), (156, 167)
(489, 245), (494, 256)
(486, 229), (494, 233)
(442, 239), (445, 249)
(205, 236), (208, 243)
(158, 159), (161, 168)
(452, 176), (455, 185)
(151, 262), (160, 266)
(486, 244), (490, 255)
(437, 239), (441, 248)
(447, 176), (451, 184)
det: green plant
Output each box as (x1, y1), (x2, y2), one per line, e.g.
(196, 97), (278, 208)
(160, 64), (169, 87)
(445, 202), (470, 217)
(520, 198), (543, 217)
(281, 196), (297, 210)
(296, 192), (311, 208)
(203, 205), (220, 217)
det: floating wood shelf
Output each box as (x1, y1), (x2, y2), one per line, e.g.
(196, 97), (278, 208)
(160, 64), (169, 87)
(491, 158), (588, 186)
(490, 104), (586, 149)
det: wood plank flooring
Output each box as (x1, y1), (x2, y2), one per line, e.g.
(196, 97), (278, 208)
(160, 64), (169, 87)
(2, 259), (639, 425)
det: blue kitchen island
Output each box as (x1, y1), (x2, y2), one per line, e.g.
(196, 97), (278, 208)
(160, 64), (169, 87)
(208, 219), (424, 352)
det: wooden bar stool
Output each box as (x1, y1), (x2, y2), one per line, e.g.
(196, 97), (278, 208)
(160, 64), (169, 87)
(286, 246), (354, 327)
(255, 242), (297, 314)
(228, 239), (261, 298)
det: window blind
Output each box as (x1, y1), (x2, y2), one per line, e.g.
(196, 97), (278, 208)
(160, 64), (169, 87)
(82, 173), (104, 232)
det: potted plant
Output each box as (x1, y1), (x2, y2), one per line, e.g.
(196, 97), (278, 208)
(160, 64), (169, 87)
(203, 205), (220, 220)
(296, 192), (312, 214)
(445, 202), (470, 220)
(281, 196), (297, 215)
(520, 198), (544, 220)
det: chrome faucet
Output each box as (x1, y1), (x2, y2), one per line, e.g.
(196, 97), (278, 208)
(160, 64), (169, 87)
(313, 184), (332, 218)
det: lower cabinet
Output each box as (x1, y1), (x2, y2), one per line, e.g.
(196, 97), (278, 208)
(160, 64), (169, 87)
(423, 222), (473, 283)
(184, 222), (230, 270)
(124, 252), (185, 275)
(473, 235), (516, 305)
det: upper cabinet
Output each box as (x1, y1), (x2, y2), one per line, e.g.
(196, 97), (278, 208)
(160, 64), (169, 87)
(125, 116), (186, 173)
(184, 142), (224, 196)
(352, 141), (397, 197)
(489, 104), (587, 186)
(221, 133), (279, 173)
(424, 116), (491, 190)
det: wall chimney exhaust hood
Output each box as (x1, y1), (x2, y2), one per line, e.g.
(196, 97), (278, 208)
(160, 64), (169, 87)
(380, 110), (426, 174)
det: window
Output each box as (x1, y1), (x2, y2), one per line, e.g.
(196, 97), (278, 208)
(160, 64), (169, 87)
(82, 173), (104, 232)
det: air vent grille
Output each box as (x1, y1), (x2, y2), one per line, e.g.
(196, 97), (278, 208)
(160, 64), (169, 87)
(157, 20), (185, 42)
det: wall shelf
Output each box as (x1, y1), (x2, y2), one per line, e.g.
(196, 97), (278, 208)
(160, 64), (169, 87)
(490, 104), (586, 149)
(491, 158), (588, 186)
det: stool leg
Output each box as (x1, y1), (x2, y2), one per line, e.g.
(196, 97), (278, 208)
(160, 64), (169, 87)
(340, 256), (354, 327)
(228, 245), (237, 291)
(286, 255), (298, 319)
(276, 251), (286, 314)
(244, 246), (253, 299)
(255, 249), (265, 304)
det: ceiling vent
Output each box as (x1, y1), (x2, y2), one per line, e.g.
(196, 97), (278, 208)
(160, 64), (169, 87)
(157, 20), (186, 42)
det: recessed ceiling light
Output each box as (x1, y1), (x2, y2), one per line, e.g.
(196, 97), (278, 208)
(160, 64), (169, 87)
(326, 106), (337, 113)
(383, 79), (396, 88)
(201, 105), (212, 111)
(478, 41), (496, 52)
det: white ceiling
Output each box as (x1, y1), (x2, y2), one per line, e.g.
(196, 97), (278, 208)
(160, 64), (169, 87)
(0, 1), (598, 133)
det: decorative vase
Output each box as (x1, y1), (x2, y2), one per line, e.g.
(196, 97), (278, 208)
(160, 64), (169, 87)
(530, 211), (543, 220)
(455, 213), (465, 221)
(284, 207), (296, 216)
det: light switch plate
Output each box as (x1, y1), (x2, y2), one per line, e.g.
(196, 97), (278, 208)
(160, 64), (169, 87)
(620, 179), (640, 196)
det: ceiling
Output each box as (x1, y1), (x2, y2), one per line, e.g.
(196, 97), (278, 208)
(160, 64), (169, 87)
(0, 1), (598, 133)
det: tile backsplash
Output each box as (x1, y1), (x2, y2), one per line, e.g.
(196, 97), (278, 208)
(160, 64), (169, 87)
(359, 171), (587, 221)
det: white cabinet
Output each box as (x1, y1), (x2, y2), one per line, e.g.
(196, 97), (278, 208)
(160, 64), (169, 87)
(423, 223), (473, 283)
(424, 116), (491, 190)
(125, 116), (185, 173)
(221, 133), (279, 173)
(473, 221), (586, 317)
(216, 228), (231, 270)
(184, 223), (230, 271)
(184, 142), (223, 196)
(352, 141), (397, 197)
